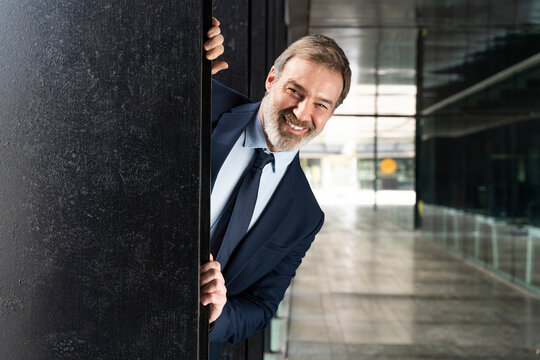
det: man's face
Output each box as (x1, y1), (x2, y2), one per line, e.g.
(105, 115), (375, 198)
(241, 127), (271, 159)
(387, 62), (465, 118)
(260, 56), (343, 152)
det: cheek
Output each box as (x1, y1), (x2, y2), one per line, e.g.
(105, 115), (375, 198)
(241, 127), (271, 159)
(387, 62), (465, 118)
(275, 91), (299, 110)
(274, 98), (287, 110)
(314, 117), (330, 131)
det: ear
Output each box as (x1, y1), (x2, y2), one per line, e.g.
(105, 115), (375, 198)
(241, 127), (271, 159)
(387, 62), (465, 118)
(265, 67), (277, 92)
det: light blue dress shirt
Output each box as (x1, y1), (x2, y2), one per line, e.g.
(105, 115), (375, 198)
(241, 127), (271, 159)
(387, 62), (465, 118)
(210, 109), (298, 237)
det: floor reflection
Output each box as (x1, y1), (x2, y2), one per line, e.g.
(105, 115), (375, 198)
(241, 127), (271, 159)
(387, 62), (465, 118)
(286, 205), (540, 360)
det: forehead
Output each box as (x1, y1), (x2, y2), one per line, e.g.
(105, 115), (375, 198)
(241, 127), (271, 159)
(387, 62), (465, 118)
(281, 56), (336, 78)
(279, 57), (343, 103)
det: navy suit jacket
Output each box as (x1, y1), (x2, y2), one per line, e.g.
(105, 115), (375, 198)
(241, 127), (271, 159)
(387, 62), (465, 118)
(209, 80), (324, 353)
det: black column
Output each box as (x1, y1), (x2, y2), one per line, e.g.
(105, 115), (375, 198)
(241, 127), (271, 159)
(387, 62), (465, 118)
(0, 1), (209, 359)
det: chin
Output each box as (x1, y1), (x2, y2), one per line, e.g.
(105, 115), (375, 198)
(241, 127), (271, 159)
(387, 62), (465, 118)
(263, 104), (318, 152)
(270, 133), (313, 152)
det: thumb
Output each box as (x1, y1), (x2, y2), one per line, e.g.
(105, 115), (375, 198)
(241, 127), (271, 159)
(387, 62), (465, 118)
(209, 253), (214, 262)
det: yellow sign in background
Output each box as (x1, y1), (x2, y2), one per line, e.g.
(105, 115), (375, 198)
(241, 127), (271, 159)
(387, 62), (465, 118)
(380, 158), (398, 175)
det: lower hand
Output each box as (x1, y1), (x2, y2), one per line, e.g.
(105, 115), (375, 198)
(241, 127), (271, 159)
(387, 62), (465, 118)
(200, 253), (227, 323)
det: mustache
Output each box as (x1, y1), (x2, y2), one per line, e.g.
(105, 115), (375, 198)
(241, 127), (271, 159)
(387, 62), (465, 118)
(279, 110), (315, 131)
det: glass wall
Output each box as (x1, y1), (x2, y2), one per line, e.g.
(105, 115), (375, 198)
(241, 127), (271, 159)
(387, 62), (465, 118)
(419, 19), (540, 294)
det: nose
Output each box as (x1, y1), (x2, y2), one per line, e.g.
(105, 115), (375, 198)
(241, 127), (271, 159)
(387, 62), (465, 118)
(293, 99), (311, 122)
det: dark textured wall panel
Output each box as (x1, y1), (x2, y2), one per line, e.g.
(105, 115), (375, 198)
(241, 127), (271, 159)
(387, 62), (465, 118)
(250, 0), (270, 101)
(213, 0), (250, 95)
(267, 0), (288, 71)
(212, 0), (287, 100)
(0, 1), (204, 358)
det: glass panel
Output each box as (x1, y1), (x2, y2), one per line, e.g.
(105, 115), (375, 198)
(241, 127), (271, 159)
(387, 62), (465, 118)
(461, 211), (476, 258)
(357, 158), (375, 190)
(420, 24), (540, 294)
(527, 226), (540, 288)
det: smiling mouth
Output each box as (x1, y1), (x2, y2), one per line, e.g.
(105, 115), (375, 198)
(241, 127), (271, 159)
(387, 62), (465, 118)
(281, 112), (311, 134)
(285, 117), (306, 131)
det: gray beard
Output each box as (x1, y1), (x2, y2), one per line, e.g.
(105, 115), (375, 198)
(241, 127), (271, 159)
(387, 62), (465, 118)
(261, 96), (320, 152)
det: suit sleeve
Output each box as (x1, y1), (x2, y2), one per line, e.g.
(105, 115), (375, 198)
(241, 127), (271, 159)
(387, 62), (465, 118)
(209, 213), (325, 344)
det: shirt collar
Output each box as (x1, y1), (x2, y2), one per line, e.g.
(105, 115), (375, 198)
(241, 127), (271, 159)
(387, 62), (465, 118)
(243, 107), (298, 173)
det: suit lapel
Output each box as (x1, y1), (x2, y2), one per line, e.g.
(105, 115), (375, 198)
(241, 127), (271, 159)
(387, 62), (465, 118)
(221, 158), (300, 281)
(211, 102), (261, 188)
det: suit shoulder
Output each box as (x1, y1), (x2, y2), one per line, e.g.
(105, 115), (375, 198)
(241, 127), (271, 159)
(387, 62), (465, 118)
(212, 80), (252, 122)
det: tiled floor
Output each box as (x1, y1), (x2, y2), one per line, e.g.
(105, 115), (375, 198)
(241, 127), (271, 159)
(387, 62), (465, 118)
(286, 205), (540, 360)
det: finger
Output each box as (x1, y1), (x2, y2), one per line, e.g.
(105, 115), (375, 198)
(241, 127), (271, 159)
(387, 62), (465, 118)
(200, 268), (224, 287)
(199, 269), (225, 288)
(200, 293), (213, 306)
(211, 61), (229, 75)
(201, 285), (225, 299)
(204, 34), (224, 51)
(201, 278), (226, 295)
(207, 25), (222, 38)
(200, 292), (226, 307)
(209, 253), (213, 262)
(206, 45), (225, 61)
(201, 277), (224, 292)
(212, 17), (220, 27)
(200, 260), (221, 274)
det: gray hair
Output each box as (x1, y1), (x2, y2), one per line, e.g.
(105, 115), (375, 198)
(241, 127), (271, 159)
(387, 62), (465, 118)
(272, 34), (351, 108)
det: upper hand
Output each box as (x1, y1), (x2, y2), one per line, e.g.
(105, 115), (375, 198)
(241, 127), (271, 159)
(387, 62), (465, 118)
(200, 253), (227, 323)
(204, 17), (229, 75)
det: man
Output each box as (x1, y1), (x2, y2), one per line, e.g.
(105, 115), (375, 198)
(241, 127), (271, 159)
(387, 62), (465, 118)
(202, 19), (351, 359)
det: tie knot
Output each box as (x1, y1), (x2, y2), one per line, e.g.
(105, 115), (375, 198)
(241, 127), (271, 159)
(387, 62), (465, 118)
(253, 149), (274, 170)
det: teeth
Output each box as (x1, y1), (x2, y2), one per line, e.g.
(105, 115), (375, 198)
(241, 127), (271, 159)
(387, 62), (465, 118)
(286, 119), (305, 131)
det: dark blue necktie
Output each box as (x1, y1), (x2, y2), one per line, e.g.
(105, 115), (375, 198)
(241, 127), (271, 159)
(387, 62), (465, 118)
(210, 149), (275, 263)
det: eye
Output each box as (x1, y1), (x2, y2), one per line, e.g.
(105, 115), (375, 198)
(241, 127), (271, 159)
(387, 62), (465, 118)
(287, 87), (301, 98)
(315, 103), (328, 110)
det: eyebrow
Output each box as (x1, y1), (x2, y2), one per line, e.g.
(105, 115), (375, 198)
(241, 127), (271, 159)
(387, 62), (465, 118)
(287, 79), (335, 108)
